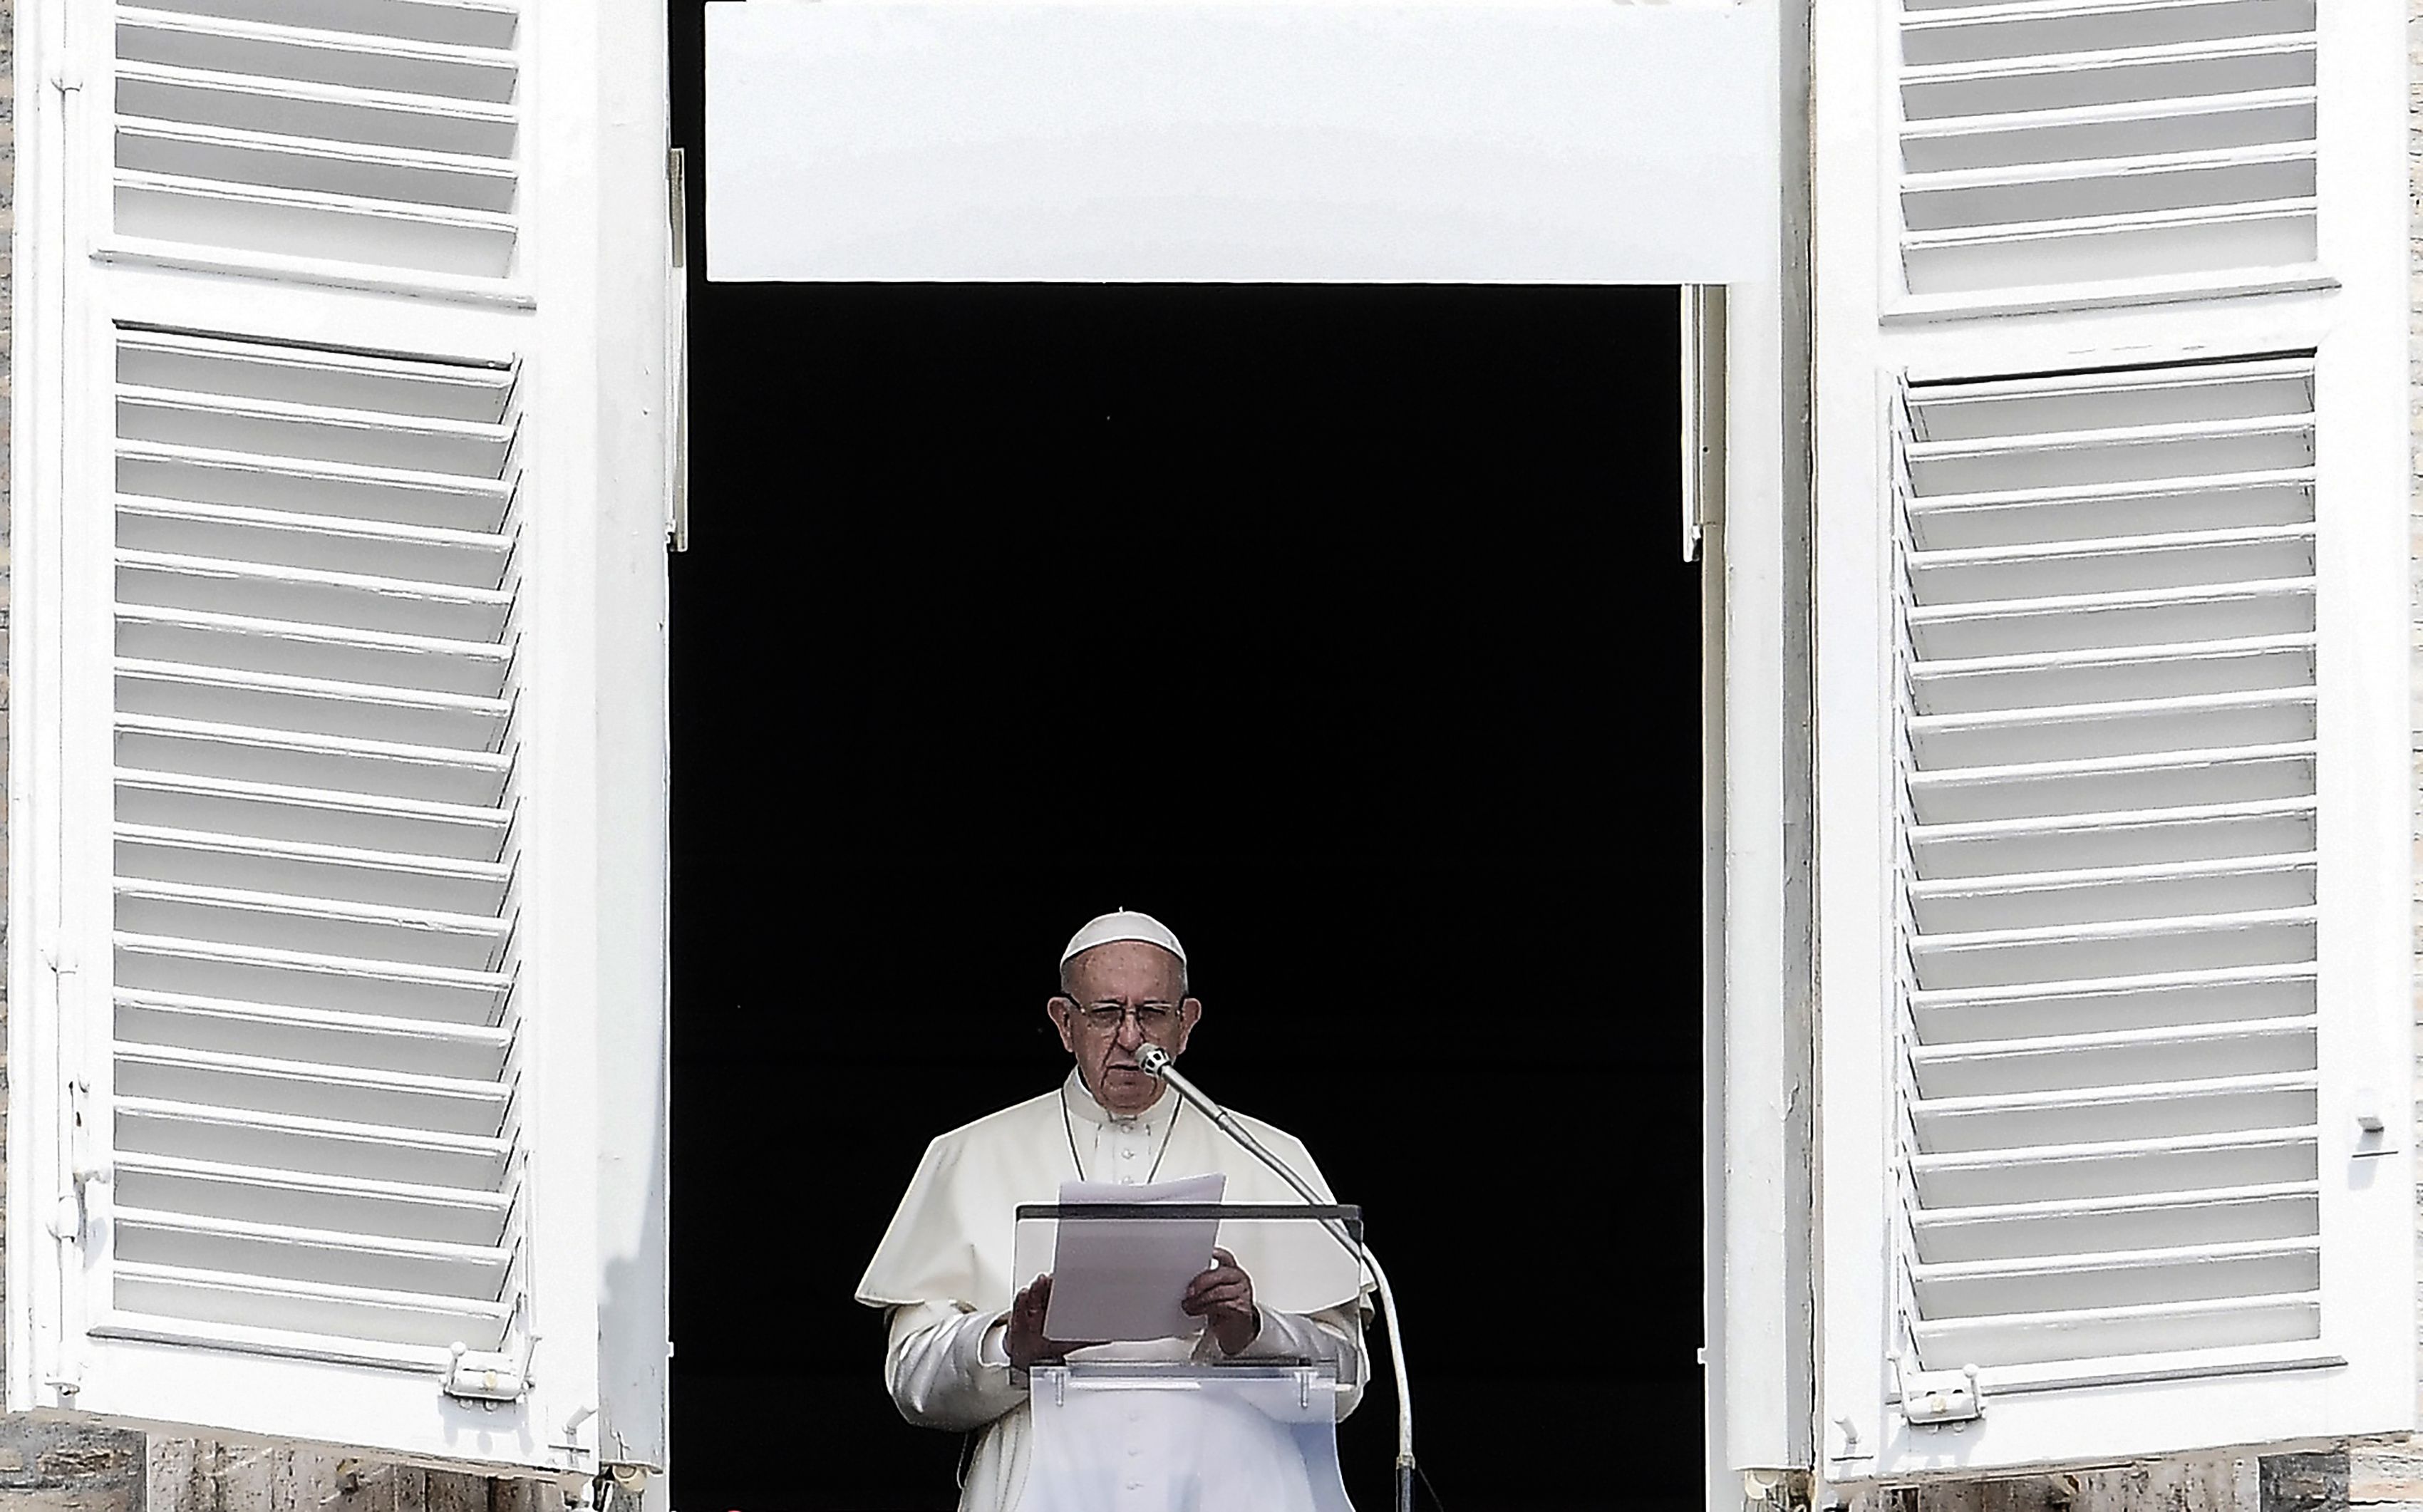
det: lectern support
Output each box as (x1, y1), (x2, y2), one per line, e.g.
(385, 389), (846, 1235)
(1027, 1362), (1355, 1512)
(1011, 1203), (1373, 1511)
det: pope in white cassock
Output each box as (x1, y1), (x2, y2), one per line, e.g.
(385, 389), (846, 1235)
(856, 910), (1371, 1512)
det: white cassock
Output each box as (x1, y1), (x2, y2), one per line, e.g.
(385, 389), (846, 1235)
(855, 1070), (1371, 1512)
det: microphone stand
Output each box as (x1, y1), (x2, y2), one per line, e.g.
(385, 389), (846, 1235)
(1140, 1048), (1417, 1512)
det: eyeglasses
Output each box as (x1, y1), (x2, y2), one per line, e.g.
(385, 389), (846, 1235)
(1065, 1002), (1181, 1035)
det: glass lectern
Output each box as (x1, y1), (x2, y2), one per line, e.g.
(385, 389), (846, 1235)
(1011, 1203), (1368, 1512)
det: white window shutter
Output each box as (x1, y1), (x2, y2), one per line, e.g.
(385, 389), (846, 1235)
(1813, 0), (2409, 1482)
(112, 1), (523, 280)
(8, 0), (671, 1476)
(1892, 0), (2325, 316)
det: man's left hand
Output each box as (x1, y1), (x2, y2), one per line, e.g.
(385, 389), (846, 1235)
(1182, 1246), (1259, 1355)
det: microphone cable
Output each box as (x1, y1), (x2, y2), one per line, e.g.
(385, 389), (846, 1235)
(1137, 1045), (1422, 1512)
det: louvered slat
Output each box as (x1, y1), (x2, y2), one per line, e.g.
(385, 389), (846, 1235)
(118, 606), (515, 695)
(115, 717), (512, 804)
(119, 1045), (512, 1139)
(1914, 961), (2315, 1042)
(111, 1263), (515, 1349)
(1909, 1292), (2321, 1367)
(118, 990), (512, 1077)
(110, 329), (526, 1352)
(1911, 1127), (2319, 1208)
(1897, 1), (2319, 299)
(115, 661), (513, 748)
(115, 879), (512, 968)
(112, 2), (522, 279)
(1892, 356), (2322, 1373)
(115, 1151), (512, 1246)
(117, 445), (516, 532)
(118, 1099), (512, 1188)
(115, 1207), (512, 1296)
(1911, 1182), (2320, 1260)
(128, 0), (520, 50)
(116, 556), (512, 641)
(116, 824), (512, 911)
(115, 771), (515, 861)
(1913, 1237), (2320, 1317)
(118, 499), (516, 586)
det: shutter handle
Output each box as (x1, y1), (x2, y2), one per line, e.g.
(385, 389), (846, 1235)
(2354, 1090), (2396, 1158)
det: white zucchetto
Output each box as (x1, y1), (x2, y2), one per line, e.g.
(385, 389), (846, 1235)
(1060, 908), (1187, 968)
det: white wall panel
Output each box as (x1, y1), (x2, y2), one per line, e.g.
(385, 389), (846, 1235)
(703, 1), (1776, 284)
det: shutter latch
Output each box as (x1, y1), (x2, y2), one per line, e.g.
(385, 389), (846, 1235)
(444, 1336), (535, 1404)
(1894, 1360), (1983, 1428)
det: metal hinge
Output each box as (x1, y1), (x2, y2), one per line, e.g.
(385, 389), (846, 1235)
(1742, 1469), (1814, 1512)
(67, 1076), (110, 1192)
(45, 953), (110, 1248)
(666, 147), (691, 554)
(1895, 1360), (1983, 1427)
(1679, 285), (1725, 562)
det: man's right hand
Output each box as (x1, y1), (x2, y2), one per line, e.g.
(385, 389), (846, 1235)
(1005, 1274), (1100, 1368)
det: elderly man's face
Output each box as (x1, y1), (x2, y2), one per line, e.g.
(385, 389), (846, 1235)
(1050, 940), (1201, 1116)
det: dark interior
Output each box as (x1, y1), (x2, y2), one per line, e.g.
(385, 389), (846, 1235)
(668, 15), (1705, 1508)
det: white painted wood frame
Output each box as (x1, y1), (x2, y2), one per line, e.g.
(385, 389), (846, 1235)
(702, 1), (1778, 286)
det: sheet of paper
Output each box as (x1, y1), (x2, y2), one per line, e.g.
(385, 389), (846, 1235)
(1042, 1174), (1226, 1343)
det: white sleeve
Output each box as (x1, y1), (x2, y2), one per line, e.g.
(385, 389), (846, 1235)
(882, 1300), (1028, 1431)
(1202, 1303), (1373, 1420)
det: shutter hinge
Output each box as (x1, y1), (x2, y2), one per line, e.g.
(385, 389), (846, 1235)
(668, 148), (688, 265)
(1894, 1359), (1983, 1428)
(46, 956), (110, 1235)
(666, 148), (691, 554)
(1679, 285), (1725, 563)
(1742, 1470), (1814, 1512)
(67, 1077), (110, 1191)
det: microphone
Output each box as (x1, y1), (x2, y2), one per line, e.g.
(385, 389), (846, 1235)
(1137, 1046), (1420, 1512)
